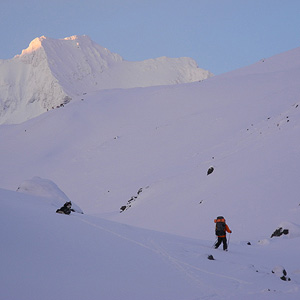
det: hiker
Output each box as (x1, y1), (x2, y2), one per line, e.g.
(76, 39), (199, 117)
(56, 201), (75, 215)
(214, 216), (232, 251)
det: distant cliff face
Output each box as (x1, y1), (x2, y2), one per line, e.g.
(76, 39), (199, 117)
(0, 35), (213, 124)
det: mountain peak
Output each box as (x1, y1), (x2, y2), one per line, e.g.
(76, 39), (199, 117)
(64, 35), (81, 41)
(16, 35), (92, 58)
(17, 36), (47, 57)
(0, 35), (213, 124)
(63, 34), (91, 42)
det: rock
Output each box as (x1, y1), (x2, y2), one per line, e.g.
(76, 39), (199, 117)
(120, 206), (127, 212)
(207, 166), (214, 175)
(272, 266), (291, 281)
(271, 227), (289, 238)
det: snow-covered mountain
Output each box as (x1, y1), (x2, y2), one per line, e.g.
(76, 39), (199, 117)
(0, 35), (212, 124)
(1, 42), (300, 299)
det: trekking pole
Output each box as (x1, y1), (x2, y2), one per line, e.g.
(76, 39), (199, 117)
(212, 237), (217, 248)
(228, 233), (231, 249)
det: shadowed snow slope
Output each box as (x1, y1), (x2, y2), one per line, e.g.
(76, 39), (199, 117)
(1, 46), (300, 240)
(0, 35), (212, 124)
(1, 45), (300, 299)
(1, 187), (300, 300)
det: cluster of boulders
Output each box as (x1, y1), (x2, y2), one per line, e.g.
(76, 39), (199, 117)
(272, 266), (291, 281)
(270, 227), (289, 238)
(120, 187), (145, 212)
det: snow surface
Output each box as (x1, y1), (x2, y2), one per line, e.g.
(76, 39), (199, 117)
(16, 176), (83, 214)
(1, 41), (300, 299)
(1, 187), (299, 300)
(0, 35), (212, 124)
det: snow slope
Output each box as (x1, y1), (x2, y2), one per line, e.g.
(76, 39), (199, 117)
(1, 46), (300, 240)
(0, 35), (212, 124)
(1, 187), (299, 300)
(1, 44), (300, 299)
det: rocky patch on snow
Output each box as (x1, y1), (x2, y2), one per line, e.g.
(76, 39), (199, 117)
(271, 222), (300, 239)
(272, 266), (291, 281)
(271, 227), (289, 238)
(120, 186), (149, 212)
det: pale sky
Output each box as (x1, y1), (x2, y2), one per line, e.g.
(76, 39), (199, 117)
(1, 0), (300, 74)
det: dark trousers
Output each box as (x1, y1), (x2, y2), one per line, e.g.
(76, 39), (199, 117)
(215, 236), (228, 250)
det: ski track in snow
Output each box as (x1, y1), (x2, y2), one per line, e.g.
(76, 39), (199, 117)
(150, 241), (251, 284)
(78, 215), (249, 297)
(79, 216), (157, 253)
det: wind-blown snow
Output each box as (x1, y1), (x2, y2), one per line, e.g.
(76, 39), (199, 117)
(0, 35), (212, 124)
(1, 41), (300, 299)
(16, 176), (83, 214)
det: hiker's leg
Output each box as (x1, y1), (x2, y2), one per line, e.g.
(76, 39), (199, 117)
(215, 237), (222, 249)
(223, 237), (228, 250)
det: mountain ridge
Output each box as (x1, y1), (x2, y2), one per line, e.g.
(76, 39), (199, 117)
(0, 35), (212, 124)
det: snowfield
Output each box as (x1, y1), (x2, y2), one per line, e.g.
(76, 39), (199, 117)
(1, 186), (299, 300)
(1, 39), (300, 299)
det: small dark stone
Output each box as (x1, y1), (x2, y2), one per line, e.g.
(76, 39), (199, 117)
(280, 276), (287, 281)
(207, 167), (214, 175)
(207, 255), (215, 260)
(283, 269), (287, 276)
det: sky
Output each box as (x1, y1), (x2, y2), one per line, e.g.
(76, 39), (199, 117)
(1, 0), (300, 75)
